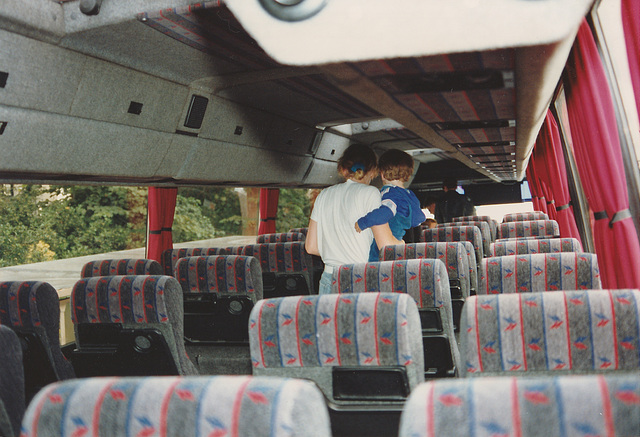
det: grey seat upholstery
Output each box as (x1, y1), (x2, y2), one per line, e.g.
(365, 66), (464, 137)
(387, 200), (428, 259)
(480, 252), (601, 294)
(160, 247), (229, 276)
(256, 231), (306, 243)
(227, 242), (314, 296)
(490, 237), (583, 256)
(81, 258), (162, 277)
(502, 211), (550, 222)
(380, 243), (470, 331)
(440, 220), (493, 254)
(331, 260), (460, 377)
(460, 289), (639, 376)
(70, 275), (198, 376)
(249, 291), (425, 436)
(422, 225), (484, 261)
(250, 292), (425, 399)
(497, 219), (560, 240)
(399, 373), (640, 437)
(0, 325), (25, 437)
(460, 241), (478, 294)
(0, 281), (75, 402)
(21, 375), (330, 437)
(452, 215), (498, 241)
(174, 255), (263, 342)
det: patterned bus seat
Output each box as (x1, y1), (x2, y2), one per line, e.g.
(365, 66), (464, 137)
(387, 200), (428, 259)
(81, 258), (162, 277)
(421, 225), (484, 261)
(490, 237), (583, 257)
(380, 242), (469, 331)
(440, 220), (492, 254)
(460, 289), (640, 375)
(226, 242), (314, 297)
(497, 219), (560, 240)
(460, 241), (478, 295)
(257, 233), (323, 292)
(174, 255), (263, 343)
(70, 275), (198, 376)
(0, 325), (25, 437)
(480, 252), (601, 295)
(399, 373), (640, 437)
(256, 231), (306, 243)
(160, 247), (229, 276)
(288, 227), (308, 236)
(249, 291), (424, 436)
(21, 375), (330, 437)
(502, 211), (550, 222)
(452, 215), (498, 241)
(0, 281), (75, 403)
(331, 260), (460, 377)
(250, 292), (424, 397)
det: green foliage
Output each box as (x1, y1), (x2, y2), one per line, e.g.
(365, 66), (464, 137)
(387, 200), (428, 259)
(276, 189), (311, 233)
(172, 195), (216, 243)
(0, 185), (311, 267)
(41, 186), (132, 258)
(178, 187), (242, 237)
(0, 185), (145, 266)
(0, 185), (52, 266)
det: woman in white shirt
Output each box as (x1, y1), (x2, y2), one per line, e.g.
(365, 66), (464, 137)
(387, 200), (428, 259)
(305, 144), (402, 294)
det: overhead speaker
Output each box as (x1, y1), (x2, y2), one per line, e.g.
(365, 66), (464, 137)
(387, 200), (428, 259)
(184, 95), (209, 130)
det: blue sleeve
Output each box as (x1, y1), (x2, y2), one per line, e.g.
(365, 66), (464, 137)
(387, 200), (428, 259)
(408, 190), (427, 227)
(357, 204), (395, 230)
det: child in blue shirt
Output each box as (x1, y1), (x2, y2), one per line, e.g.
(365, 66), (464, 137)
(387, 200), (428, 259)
(355, 149), (426, 261)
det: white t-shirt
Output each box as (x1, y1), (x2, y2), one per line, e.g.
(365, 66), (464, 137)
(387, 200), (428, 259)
(310, 179), (381, 272)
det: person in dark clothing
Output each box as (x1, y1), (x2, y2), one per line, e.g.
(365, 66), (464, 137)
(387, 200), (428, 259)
(435, 177), (476, 223)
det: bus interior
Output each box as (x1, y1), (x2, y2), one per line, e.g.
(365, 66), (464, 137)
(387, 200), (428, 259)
(1, 0), (640, 436)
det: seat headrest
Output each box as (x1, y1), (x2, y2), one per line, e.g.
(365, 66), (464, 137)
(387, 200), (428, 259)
(174, 255), (263, 301)
(249, 292), (424, 374)
(22, 375), (330, 437)
(81, 258), (163, 277)
(480, 252), (601, 294)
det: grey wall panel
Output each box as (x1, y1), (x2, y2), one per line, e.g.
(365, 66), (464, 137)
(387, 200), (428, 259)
(197, 97), (270, 147)
(0, 29), (188, 133)
(312, 129), (350, 162)
(170, 138), (313, 185)
(263, 117), (317, 155)
(70, 59), (187, 132)
(0, 29), (86, 114)
(301, 159), (342, 186)
(0, 105), (177, 179)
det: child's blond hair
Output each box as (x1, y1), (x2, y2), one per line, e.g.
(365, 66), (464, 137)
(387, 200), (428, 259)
(378, 149), (414, 182)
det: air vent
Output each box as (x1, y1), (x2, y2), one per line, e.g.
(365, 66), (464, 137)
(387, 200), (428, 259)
(184, 95), (209, 129)
(431, 119), (515, 131)
(128, 101), (143, 115)
(0, 72), (7, 88)
(455, 141), (514, 148)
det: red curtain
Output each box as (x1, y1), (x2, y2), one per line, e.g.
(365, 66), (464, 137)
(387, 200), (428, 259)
(534, 110), (582, 242)
(525, 157), (548, 215)
(534, 155), (558, 221)
(622, 0), (640, 120)
(564, 19), (640, 289)
(258, 188), (279, 235)
(147, 187), (178, 263)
